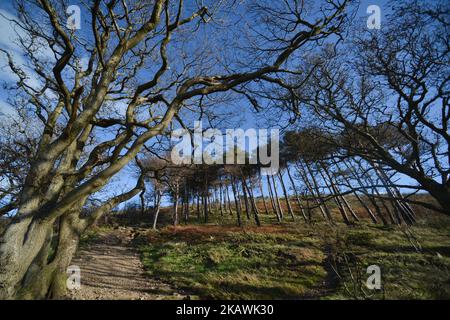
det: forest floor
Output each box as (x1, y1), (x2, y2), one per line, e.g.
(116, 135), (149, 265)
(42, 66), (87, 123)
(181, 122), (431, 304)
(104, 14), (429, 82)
(68, 207), (450, 300)
(66, 226), (187, 300)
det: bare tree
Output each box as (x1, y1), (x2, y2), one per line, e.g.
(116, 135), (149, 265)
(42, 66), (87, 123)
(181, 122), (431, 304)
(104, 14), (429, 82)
(268, 1), (449, 215)
(0, 0), (350, 298)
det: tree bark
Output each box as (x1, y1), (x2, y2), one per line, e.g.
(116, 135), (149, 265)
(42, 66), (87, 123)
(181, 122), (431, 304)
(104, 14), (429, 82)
(219, 183), (224, 216)
(299, 161), (333, 222)
(152, 190), (162, 230)
(258, 175), (270, 215)
(242, 178), (261, 226)
(230, 177), (242, 227)
(317, 162), (352, 225)
(241, 180), (251, 220)
(266, 175), (281, 222)
(278, 172), (295, 221)
(271, 174), (284, 220)
(286, 165), (308, 222)
(226, 184), (233, 215)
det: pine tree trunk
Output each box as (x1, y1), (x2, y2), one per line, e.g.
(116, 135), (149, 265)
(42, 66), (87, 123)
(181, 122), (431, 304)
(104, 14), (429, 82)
(242, 178), (261, 226)
(271, 174), (284, 220)
(140, 189), (146, 216)
(334, 159), (378, 224)
(241, 179), (251, 220)
(152, 191), (162, 230)
(226, 184), (233, 215)
(258, 175), (270, 215)
(219, 183), (224, 216)
(204, 192), (209, 223)
(349, 160), (392, 225)
(231, 177), (242, 226)
(300, 161), (333, 222)
(286, 166), (308, 222)
(372, 163), (416, 224)
(317, 163), (351, 225)
(266, 175), (281, 222)
(173, 185), (179, 227)
(278, 172), (295, 221)
(341, 195), (360, 222)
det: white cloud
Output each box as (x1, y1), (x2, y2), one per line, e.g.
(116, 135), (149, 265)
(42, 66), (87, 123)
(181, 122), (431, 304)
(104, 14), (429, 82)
(0, 9), (54, 90)
(0, 10), (24, 51)
(0, 99), (19, 126)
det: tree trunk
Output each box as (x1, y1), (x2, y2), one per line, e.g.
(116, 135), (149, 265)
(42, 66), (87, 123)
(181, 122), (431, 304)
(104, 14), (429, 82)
(334, 159), (378, 224)
(317, 163), (351, 225)
(21, 213), (83, 299)
(353, 160), (395, 224)
(14, 174), (144, 299)
(219, 183), (224, 216)
(139, 189), (146, 216)
(203, 192), (209, 223)
(372, 163), (415, 224)
(299, 161), (333, 222)
(152, 191), (162, 230)
(173, 184), (179, 227)
(0, 215), (56, 299)
(196, 193), (201, 221)
(258, 175), (270, 215)
(278, 172), (295, 221)
(183, 182), (189, 224)
(230, 177), (242, 227)
(285, 166), (308, 221)
(424, 183), (450, 215)
(242, 178), (261, 226)
(271, 174), (284, 220)
(226, 185), (233, 215)
(341, 195), (360, 222)
(241, 180), (251, 220)
(374, 163), (416, 223)
(266, 175), (281, 222)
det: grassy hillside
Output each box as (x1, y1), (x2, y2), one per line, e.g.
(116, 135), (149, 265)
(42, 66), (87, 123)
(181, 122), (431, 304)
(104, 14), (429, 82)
(138, 212), (450, 299)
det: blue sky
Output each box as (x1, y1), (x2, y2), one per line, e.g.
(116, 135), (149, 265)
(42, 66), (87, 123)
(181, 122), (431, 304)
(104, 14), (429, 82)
(0, 0), (391, 120)
(0, 0), (418, 209)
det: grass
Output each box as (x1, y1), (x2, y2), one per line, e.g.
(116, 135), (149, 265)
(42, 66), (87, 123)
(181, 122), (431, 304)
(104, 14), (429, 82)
(140, 222), (327, 299)
(324, 217), (450, 299)
(138, 210), (450, 300)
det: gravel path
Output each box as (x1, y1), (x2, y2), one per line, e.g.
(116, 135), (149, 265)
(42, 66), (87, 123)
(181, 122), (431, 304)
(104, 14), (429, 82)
(67, 228), (186, 300)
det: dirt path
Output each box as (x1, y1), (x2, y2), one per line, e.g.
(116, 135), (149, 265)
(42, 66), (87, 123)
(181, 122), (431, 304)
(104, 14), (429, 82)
(67, 227), (186, 300)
